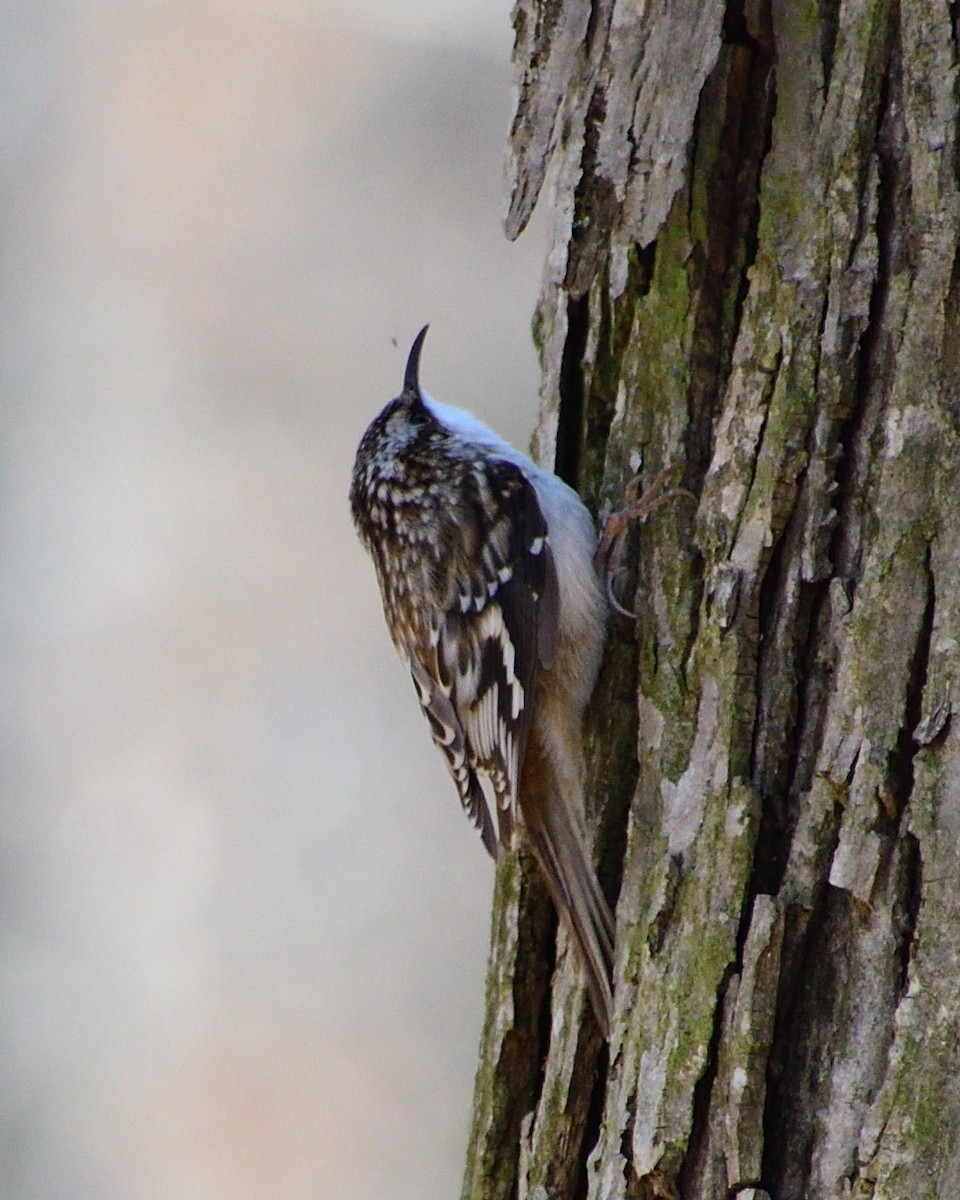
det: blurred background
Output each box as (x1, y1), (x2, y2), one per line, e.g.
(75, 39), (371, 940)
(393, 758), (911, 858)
(0, 3), (547, 1196)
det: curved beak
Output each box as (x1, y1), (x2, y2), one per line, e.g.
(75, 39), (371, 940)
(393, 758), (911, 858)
(403, 325), (429, 396)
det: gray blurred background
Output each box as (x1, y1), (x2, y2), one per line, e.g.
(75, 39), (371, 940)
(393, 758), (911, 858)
(0, 3), (547, 1196)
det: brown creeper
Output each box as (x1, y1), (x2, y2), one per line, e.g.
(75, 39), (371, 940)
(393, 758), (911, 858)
(350, 327), (614, 1035)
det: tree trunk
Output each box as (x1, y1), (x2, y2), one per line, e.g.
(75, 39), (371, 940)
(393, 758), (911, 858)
(462, 3), (960, 1198)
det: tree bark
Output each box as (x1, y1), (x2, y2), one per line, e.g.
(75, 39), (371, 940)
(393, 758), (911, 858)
(462, 2), (960, 1198)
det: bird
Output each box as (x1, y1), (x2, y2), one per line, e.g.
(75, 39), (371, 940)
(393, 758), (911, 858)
(349, 325), (614, 1035)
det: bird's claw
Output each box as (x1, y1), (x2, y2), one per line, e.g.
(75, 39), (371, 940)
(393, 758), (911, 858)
(595, 464), (696, 619)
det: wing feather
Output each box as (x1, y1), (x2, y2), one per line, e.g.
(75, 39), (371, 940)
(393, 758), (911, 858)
(405, 456), (559, 856)
(409, 655), (498, 857)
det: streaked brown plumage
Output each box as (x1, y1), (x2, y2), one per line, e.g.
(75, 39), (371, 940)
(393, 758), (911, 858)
(350, 326), (614, 1034)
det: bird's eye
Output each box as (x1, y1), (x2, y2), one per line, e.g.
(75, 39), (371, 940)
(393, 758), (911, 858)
(384, 402), (422, 440)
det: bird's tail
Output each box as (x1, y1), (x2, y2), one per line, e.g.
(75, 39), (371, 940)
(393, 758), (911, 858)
(520, 735), (615, 1037)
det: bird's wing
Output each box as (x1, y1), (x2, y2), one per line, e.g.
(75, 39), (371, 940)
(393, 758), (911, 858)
(406, 457), (557, 856)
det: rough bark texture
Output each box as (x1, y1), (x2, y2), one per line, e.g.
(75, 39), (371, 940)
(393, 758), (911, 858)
(462, 2), (960, 1199)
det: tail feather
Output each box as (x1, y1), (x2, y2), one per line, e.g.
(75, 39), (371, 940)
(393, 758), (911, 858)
(524, 792), (615, 1037)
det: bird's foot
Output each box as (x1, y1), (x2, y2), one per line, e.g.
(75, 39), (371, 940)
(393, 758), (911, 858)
(595, 465), (696, 618)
